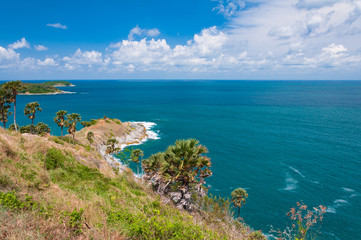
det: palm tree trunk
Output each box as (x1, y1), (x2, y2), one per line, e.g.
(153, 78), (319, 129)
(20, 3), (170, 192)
(14, 96), (17, 131)
(31, 118), (34, 134)
(1, 109), (5, 129)
(61, 126), (63, 139)
(238, 207), (240, 219)
(73, 134), (75, 144)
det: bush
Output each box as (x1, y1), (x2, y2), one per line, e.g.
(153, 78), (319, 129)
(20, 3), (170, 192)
(62, 208), (84, 235)
(8, 123), (19, 131)
(45, 148), (64, 170)
(0, 191), (37, 211)
(19, 125), (31, 134)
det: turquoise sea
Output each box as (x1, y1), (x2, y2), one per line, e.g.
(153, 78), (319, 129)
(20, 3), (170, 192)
(8, 80), (361, 239)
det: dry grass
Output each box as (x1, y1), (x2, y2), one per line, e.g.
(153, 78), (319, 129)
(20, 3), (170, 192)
(0, 127), (262, 240)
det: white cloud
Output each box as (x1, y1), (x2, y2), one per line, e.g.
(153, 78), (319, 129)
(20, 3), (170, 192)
(0, 46), (20, 68)
(46, 23), (67, 29)
(37, 57), (58, 66)
(34, 45), (48, 51)
(8, 38), (30, 50)
(63, 49), (103, 70)
(213, 0), (246, 18)
(127, 25), (161, 41)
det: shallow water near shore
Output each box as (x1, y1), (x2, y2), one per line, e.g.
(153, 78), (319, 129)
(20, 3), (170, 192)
(9, 80), (361, 240)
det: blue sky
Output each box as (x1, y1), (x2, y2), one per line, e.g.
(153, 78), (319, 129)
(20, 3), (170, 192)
(1, 0), (361, 80)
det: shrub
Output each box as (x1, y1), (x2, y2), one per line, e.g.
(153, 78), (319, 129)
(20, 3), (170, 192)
(0, 191), (37, 211)
(62, 208), (84, 235)
(45, 148), (64, 170)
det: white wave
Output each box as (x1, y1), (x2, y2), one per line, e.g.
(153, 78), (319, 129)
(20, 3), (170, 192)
(326, 206), (336, 213)
(342, 187), (355, 192)
(133, 121), (160, 140)
(326, 199), (349, 214)
(280, 173), (298, 191)
(289, 166), (305, 178)
(288, 166), (319, 184)
(334, 199), (349, 205)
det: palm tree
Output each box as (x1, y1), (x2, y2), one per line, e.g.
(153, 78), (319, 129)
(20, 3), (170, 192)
(106, 138), (120, 154)
(54, 110), (68, 139)
(3, 81), (24, 131)
(142, 139), (212, 210)
(66, 113), (81, 144)
(0, 89), (12, 129)
(24, 102), (42, 134)
(131, 149), (144, 176)
(87, 131), (94, 148)
(231, 188), (248, 219)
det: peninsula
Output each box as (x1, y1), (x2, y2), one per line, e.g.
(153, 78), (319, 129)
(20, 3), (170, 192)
(0, 80), (75, 95)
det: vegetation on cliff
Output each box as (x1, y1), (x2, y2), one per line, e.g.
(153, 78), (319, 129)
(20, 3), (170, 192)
(0, 128), (262, 239)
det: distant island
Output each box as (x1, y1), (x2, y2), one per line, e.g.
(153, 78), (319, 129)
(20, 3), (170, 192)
(0, 80), (75, 95)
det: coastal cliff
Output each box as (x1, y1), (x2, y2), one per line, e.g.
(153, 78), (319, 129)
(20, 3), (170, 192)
(0, 124), (262, 239)
(73, 118), (148, 170)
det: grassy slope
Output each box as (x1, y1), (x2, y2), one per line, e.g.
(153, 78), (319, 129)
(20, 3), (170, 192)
(0, 128), (261, 240)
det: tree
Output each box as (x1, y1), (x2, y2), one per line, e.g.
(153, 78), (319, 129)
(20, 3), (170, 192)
(65, 113), (81, 144)
(3, 81), (24, 131)
(87, 131), (94, 148)
(81, 121), (92, 128)
(35, 122), (51, 135)
(24, 102), (42, 134)
(19, 125), (31, 134)
(0, 89), (12, 129)
(142, 139), (212, 211)
(131, 149), (144, 176)
(106, 138), (120, 154)
(231, 188), (248, 219)
(8, 123), (19, 131)
(54, 110), (68, 139)
(106, 138), (120, 155)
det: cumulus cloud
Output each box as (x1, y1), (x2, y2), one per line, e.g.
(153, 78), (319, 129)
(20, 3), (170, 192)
(34, 45), (48, 51)
(37, 57), (58, 66)
(1, 0), (361, 79)
(127, 26), (161, 41)
(46, 23), (67, 29)
(8, 38), (30, 50)
(0, 46), (20, 68)
(63, 49), (103, 70)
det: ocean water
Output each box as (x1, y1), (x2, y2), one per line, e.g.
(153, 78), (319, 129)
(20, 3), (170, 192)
(7, 80), (361, 239)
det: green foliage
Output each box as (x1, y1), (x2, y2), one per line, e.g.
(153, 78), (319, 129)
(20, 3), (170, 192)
(106, 138), (120, 154)
(50, 136), (64, 145)
(41, 81), (72, 87)
(8, 123), (19, 131)
(34, 122), (51, 134)
(231, 188), (248, 209)
(62, 208), (84, 235)
(90, 119), (98, 125)
(19, 123), (51, 135)
(19, 124), (31, 133)
(65, 113), (81, 144)
(45, 148), (64, 170)
(81, 121), (92, 128)
(107, 207), (218, 240)
(0, 191), (37, 211)
(1, 81), (72, 94)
